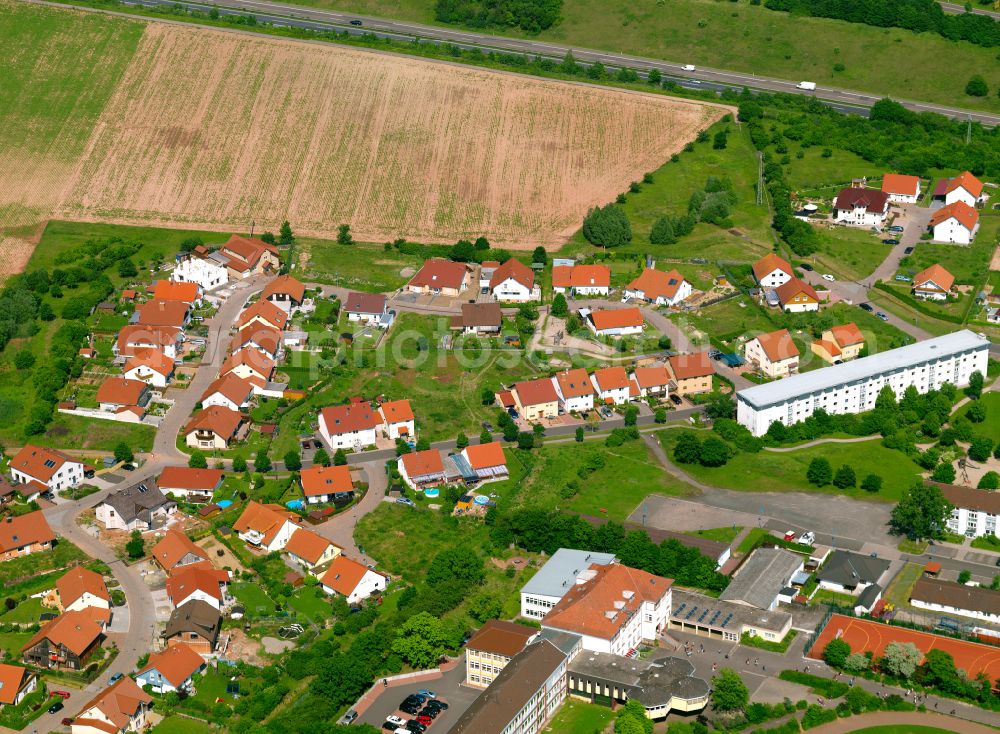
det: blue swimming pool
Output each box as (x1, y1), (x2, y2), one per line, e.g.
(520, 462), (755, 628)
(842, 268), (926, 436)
(217, 500), (233, 509)
(424, 487), (440, 498)
(286, 500), (305, 510)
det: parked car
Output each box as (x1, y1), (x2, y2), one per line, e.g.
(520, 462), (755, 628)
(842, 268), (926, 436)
(859, 303), (874, 312)
(481, 421), (493, 432)
(783, 530), (796, 542)
(620, 294), (630, 303)
(894, 275), (911, 282)
(386, 716), (407, 727)
(400, 704), (421, 716)
(427, 700), (448, 710)
(800, 263), (814, 271)
(507, 407), (519, 420)
(682, 64), (695, 71)
(405, 722), (426, 734)
(416, 716), (433, 726)
(904, 246), (914, 254)
(383, 724), (398, 732)
(84, 469), (95, 479)
(669, 394), (682, 406)
(889, 225), (905, 233)
(821, 273), (835, 282)
(48, 702), (64, 715)
(349, 19), (363, 25)
(876, 311), (889, 322)
(395, 497), (416, 507)
(600, 406), (613, 418)
(708, 349), (723, 360)
(420, 707), (439, 719)
(882, 239), (900, 245)
(52, 691), (71, 699)
(108, 672), (123, 686)
(416, 690), (436, 699)
(800, 531), (816, 545)
(121, 463), (136, 471)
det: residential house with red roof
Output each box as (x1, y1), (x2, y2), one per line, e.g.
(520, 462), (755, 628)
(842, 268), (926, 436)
(201, 373), (256, 411)
(630, 366), (671, 399)
(832, 187), (890, 227)
(0, 664), (38, 707)
(23, 609), (105, 670)
(812, 323), (865, 364)
(318, 402), (381, 450)
(551, 368), (594, 413)
(774, 277), (819, 313)
(299, 465), (353, 504)
(135, 643), (206, 694)
(152, 280), (202, 306)
(151, 529), (210, 572)
(284, 528), (342, 572)
(751, 254), (793, 290)
(344, 292), (390, 326)
(9, 445), (84, 495)
(591, 367), (631, 406)
(183, 406), (244, 450)
(237, 299), (289, 333)
(0, 512), (56, 560)
(881, 174), (921, 204)
(406, 259), (469, 297)
(378, 399), (415, 440)
(233, 501), (305, 553)
(96, 377), (151, 416)
(458, 442), (508, 484)
(510, 378), (559, 421)
(231, 324), (282, 360)
(262, 274), (306, 310)
(451, 302), (502, 335)
(57, 567), (110, 615)
(913, 264), (955, 301)
(624, 268), (692, 306)
(115, 325), (181, 360)
(398, 449), (447, 490)
(218, 235), (280, 278)
(490, 259), (540, 302)
(134, 299), (190, 329)
(585, 307), (644, 337)
(122, 349), (175, 388)
(463, 620), (538, 688)
(157, 467), (224, 502)
(929, 201), (980, 245)
(744, 329), (800, 378)
(173, 247), (229, 291)
(220, 348), (274, 384)
(320, 555), (388, 605)
(943, 171), (986, 208)
(551, 264), (610, 296)
(70, 676), (152, 734)
(666, 353), (714, 396)
(166, 565), (230, 610)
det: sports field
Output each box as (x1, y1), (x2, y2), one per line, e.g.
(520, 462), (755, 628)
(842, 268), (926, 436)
(809, 614), (1000, 682)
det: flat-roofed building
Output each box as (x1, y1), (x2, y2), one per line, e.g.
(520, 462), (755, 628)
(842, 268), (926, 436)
(719, 548), (803, 612)
(737, 330), (989, 436)
(668, 589), (792, 643)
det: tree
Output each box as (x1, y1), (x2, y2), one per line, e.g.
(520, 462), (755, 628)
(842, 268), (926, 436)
(334, 449), (347, 466)
(480, 428), (493, 445)
(114, 442), (134, 464)
(833, 464), (856, 489)
(649, 216), (676, 245)
(582, 204), (632, 247)
(931, 462), (956, 484)
(551, 293), (568, 318)
(284, 450), (302, 472)
(965, 370), (984, 398)
(704, 392), (735, 420)
(313, 448), (331, 467)
(456, 432), (469, 449)
(278, 220), (295, 247)
(449, 240), (475, 262)
(468, 592), (504, 623)
(861, 474), (883, 493)
(13, 350), (34, 370)
(646, 68), (661, 86)
(531, 246), (547, 265)
(575, 426), (585, 442)
(118, 259), (138, 278)
(969, 436), (993, 462)
(890, 481), (952, 540)
(254, 450), (272, 473)
(391, 612), (450, 669)
(823, 638), (851, 668)
(480, 386), (495, 406)
(698, 436), (731, 467)
(965, 75), (989, 97)
(881, 641), (921, 679)
(517, 431), (535, 450)
(806, 457), (832, 486)
(978, 470), (1000, 490)
(966, 401), (987, 423)
(844, 652), (870, 672)
(712, 129), (729, 150)
(416, 437), (430, 451)
(189, 451), (208, 469)
(232, 455), (248, 473)
(125, 530), (144, 559)
(673, 432), (701, 464)
(957, 569), (972, 584)
(336, 224), (353, 245)
(654, 408), (666, 424)
(711, 669), (748, 711)
(623, 405), (639, 427)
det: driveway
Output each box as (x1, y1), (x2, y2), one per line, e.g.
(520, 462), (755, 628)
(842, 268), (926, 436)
(314, 460), (388, 564)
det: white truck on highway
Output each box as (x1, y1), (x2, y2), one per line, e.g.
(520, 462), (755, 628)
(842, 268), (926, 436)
(796, 81), (817, 91)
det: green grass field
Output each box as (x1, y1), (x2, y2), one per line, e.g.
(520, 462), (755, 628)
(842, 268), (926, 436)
(300, 238), (424, 292)
(809, 226), (890, 282)
(271, 0), (1000, 112)
(958, 391), (1000, 444)
(151, 718), (212, 734)
(541, 700), (614, 734)
(658, 431), (923, 501)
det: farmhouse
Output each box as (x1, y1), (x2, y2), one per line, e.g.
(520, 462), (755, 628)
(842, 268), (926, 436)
(344, 292), (390, 326)
(379, 399), (415, 440)
(630, 366), (671, 399)
(744, 329), (800, 378)
(720, 548), (803, 612)
(162, 600), (220, 655)
(520, 548), (618, 620)
(220, 348), (274, 383)
(9, 445), (84, 495)
(929, 201), (979, 245)
(812, 323), (865, 364)
(22, 609), (105, 670)
(115, 325), (181, 359)
(451, 302), (503, 335)
(736, 330), (989, 436)
(490, 259), (540, 302)
(184, 406), (244, 450)
(551, 264), (611, 296)
(938, 482), (1000, 538)
(591, 366), (631, 405)
(407, 259), (469, 296)
(457, 442), (509, 484)
(153, 280), (202, 306)
(284, 528), (342, 573)
(941, 171), (986, 208)
(56, 567), (110, 615)
(909, 577), (1000, 624)
(398, 449), (447, 489)
(237, 299), (289, 332)
(95, 481), (175, 532)
(464, 619), (538, 688)
(666, 352), (714, 396)
(0, 664), (38, 708)
(832, 188), (890, 227)
(912, 263), (954, 301)
(96, 377), (151, 415)
(752, 253), (793, 289)
(157, 467), (224, 502)
(261, 274), (306, 310)
(165, 564), (230, 610)
(70, 676), (152, 734)
(123, 349), (175, 388)
(774, 277), (819, 313)
(880, 174), (921, 203)
(552, 368), (594, 413)
(510, 378), (560, 421)
(625, 268), (691, 306)
(200, 373), (256, 411)
(218, 235), (280, 278)
(233, 501), (305, 553)
(318, 401), (380, 450)
(586, 307), (644, 337)
(134, 299), (190, 329)
(320, 555), (388, 604)
(299, 465), (353, 504)
(151, 529), (211, 573)
(135, 643), (206, 694)
(172, 247), (229, 291)
(0, 512), (56, 560)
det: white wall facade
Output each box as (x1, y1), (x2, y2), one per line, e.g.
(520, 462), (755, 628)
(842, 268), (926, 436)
(781, 299), (818, 314)
(65, 594), (111, 614)
(744, 340), (798, 379)
(591, 381), (630, 406)
(551, 379), (594, 414)
(589, 322), (643, 338)
(757, 269), (791, 289)
(322, 569), (387, 605)
(11, 461), (84, 494)
(383, 419), (414, 440)
(932, 219), (977, 245)
(174, 257), (228, 291)
(123, 365), (170, 388)
(945, 187), (978, 208)
(493, 279), (540, 302)
(521, 592), (560, 620)
(626, 281), (692, 307)
(202, 392), (248, 412)
(911, 595), (1000, 624)
(318, 417), (377, 451)
(947, 506), (999, 538)
(833, 205), (886, 227)
(172, 589), (222, 611)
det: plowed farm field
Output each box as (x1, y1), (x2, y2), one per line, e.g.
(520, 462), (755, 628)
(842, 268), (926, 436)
(1, 3), (724, 272)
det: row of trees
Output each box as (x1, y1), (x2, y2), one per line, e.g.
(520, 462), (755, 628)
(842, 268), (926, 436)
(434, 0), (562, 33)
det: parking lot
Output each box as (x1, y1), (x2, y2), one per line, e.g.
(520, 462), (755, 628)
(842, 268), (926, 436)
(356, 657), (479, 732)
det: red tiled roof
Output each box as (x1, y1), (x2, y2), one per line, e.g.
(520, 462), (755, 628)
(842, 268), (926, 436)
(23, 609), (103, 656)
(153, 280), (201, 303)
(553, 369), (593, 399)
(379, 399), (414, 424)
(262, 275), (305, 303)
(135, 299), (189, 328)
(929, 201), (979, 231)
(946, 171), (983, 198)
(117, 325), (180, 355)
(9, 446), (78, 483)
(233, 325), (281, 355)
(400, 449), (445, 478)
(813, 339), (841, 358)
(285, 528), (339, 565)
(463, 442), (506, 470)
(151, 530), (210, 570)
(631, 366), (671, 389)
(183, 406), (243, 440)
(201, 373), (255, 406)
(137, 643), (204, 688)
(233, 501), (301, 546)
(913, 264), (955, 293)
(829, 323), (864, 348)
(589, 307), (643, 332)
(320, 555), (385, 596)
(667, 352), (714, 381)
(77, 676), (151, 731)
(221, 235), (278, 266)
(124, 349), (175, 378)
(775, 277), (819, 306)
(166, 565), (229, 604)
(300, 465), (353, 497)
(881, 174), (920, 197)
(237, 300), (289, 331)
(408, 259), (467, 290)
(489, 259), (534, 290)
(344, 291), (387, 315)
(834, 187), (889, 214)
(754, 328), (799, 362)
(752, 253), (793, 282)
(592, 366), (629, 391)
(221, 348), (275, 380)
(552, 264), (610, 289)
(627, 268), (688, 301)
(320, 402), (380, 435)
(158, 467), (223, 492)
(513, 378), (559, 406)
(466, 620), (536, 657)
(95, 377), (148, 406)
(57, 567), (109, 607)
(0, 665), (31, 705)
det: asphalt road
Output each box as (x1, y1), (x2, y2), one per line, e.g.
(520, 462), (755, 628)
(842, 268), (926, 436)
(102, 0), (1000, 126)
(940, 0), (1000, 19)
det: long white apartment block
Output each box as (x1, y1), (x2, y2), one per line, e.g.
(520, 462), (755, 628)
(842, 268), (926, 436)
(736, 330), (990, 436)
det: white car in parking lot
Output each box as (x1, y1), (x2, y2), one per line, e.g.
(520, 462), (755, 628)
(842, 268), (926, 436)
(386, 716), (406, 727)
(821, 273), (835, 282)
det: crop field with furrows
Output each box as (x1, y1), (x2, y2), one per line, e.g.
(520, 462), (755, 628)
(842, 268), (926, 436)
(53, 23), (724, 249)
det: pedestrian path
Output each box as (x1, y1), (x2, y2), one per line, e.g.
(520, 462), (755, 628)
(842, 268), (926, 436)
(805, 710), (996, 733)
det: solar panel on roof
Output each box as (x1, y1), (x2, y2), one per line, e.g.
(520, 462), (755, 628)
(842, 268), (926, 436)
(697, 609), (709, 623)
(685, 607), (698, 620)
(720, 613), (733, 628)
(675, 602), (686, 615)
(709, 610), (721, 626)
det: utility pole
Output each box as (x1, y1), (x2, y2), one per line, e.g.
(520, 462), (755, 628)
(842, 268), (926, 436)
(756, 151), (764, 206)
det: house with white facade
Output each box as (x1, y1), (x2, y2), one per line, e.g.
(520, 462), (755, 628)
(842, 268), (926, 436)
(552, 264), (611, 296)
(586, 308), (644, 338)
(233, 501), (304, 553)
(552, 368), (594, 413)
(70, 677), (152, 734)
(378, 399), (415, 440)
(135, 644), (205, 695)
(591, 367), (631, 406)
(116, 325), (182, 360)
(9, 445), (84, 495)
(123, 350), (175, 388)
(744, 329), (800, 379)
(520, 548), (617, 620)
(318, 401), (380, 450)
(490, 259), (540, 302)
(165, 565), (230, 610)
(816, 550), (889, 596)
(183, 407), (244, 450)
(736, 330), (990, 436)
(56, 567), (110, 615)
(752, 253), (793, 289)
(285, 528), (342, 573)
(625, 268), (691, 306)
(943, 171), (986, 208)
(880, 174), (921, 204)
(774, 278), (819, 313)
(910, 577), (1000, 625)
(344, 292), (390, 326)
(0, 664), (38, 709)
(912, 264), (955, 301)
(940, 482), (1000, 538)
(173, 248), (229, 291)
(300, 465), (353, 505)
(398, 449), (447, 490)
(200, 374), (255, 412)
(832, 188), (890, 227)
(929, 201), (980, 245)
(320, 555), (388, 604)
(95, 481), (175, 532)
(630, 366), (671, 399)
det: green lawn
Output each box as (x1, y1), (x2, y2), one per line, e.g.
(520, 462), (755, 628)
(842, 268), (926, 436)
(231, 582), (278, 617)
(958, 392), (1000, 444)
(267, 0), (1000, 112)
(659, 431), (923, 502)
(151, 717), (212, 734)
(688, 526), (741, 544)
(541, 699), (614, 734)
(865, 290), (957, 338)
(969, 534), (1000, 552)
(882, 562), (925, 610)
(785, 148), (884, 194)
(0, 631), (32, 659)
(671, 296), (778, 350)
(286, 586), (333, 621)
(0, 539), (88, 587)
(0, 597), (45, 624)
(0, 689), (61, 731)
(896, 220), (996, 287)
(299, 238), (424, 292)
(808, 226), (891, 282)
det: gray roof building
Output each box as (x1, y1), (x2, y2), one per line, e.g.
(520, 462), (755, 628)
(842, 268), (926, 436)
(720, 548), (803, 610)
(568, 651), (709, 716)
(162, 600), (221, 645)
(521, 548), (617, 599)
(98, 480), (175, 528)
(855, 583), (883, 613)
(817, 550), (890, 591)
(670, 590), (793, 642)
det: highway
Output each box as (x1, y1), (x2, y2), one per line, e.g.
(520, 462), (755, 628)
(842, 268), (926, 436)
(940, 0), (1000, 19)
(105, 0), (1000, 126)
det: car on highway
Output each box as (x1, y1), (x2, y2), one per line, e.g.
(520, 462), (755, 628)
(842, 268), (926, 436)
(904, 246), (914, 254)
(876, 311), (889, 322)
(882, 239), (900, 245)
(48, 702), (64, 715)
(682, 64), (695, 71)
(395, 497), (416, 507)
(349, 19), (363, 26)
(800, 263), (813, 271)
(821, 273), (835, 282)
(108, 672), (123, 686)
